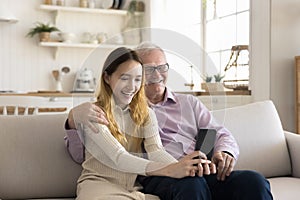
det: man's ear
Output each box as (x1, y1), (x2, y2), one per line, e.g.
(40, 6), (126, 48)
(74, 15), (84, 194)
(103, 72), (110, 84)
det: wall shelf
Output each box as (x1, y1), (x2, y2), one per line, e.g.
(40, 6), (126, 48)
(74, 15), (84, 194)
(37, 4), (144, 59)
(39, 4), (128, 16)
(39, 42), (136, 58)
(40, 41), (136, 48)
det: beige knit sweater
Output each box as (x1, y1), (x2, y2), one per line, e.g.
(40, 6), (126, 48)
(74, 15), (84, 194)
(77, 106), (177, 191)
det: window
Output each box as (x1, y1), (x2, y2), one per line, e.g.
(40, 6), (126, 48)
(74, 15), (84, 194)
(149, 0), (250, 91)
(203, 0), (250, 81)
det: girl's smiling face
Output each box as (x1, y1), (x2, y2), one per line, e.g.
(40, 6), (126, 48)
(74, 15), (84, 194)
(104, 60), (143, 108)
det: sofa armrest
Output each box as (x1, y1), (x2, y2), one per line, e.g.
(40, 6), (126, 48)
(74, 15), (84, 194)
(284, 131), (300, 177)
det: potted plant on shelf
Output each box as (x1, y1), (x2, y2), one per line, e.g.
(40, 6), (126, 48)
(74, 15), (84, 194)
(201, 73), (225, 92)
(214, 73), (225, 83)
(201, 74), (212, 91)
(202, 74), (213, 83)
(27, 22), (60, 42)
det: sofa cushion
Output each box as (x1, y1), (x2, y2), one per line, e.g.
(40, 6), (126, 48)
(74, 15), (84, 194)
(0, 114), (82, 199)
(211, 100), (291, 178)
(268, 177), (300, 200)
(285, 131), (300, 177)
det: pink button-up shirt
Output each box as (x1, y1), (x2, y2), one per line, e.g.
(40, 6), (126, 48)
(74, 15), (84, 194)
(148, 88), (239, 160)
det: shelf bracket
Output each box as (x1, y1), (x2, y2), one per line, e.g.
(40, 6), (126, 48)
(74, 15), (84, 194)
(54, 10), (59, 25)
(49, 46), (59, 60)
(54, 47), (59, 59)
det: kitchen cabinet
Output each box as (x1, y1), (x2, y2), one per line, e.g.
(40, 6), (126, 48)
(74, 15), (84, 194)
(0, 92), (96, 114)
(38, 4), (145, 59)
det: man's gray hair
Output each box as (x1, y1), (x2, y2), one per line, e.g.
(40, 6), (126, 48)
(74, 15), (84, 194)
(135, 41), (165, 58)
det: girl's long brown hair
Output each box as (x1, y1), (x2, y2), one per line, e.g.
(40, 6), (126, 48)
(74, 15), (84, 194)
(95, 47), (149, 146)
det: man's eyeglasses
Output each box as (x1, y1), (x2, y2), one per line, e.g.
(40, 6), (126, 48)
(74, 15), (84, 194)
(144, 63), (169, 75)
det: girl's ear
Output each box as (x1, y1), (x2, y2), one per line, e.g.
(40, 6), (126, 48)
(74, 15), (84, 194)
(103, 72), (110, 84)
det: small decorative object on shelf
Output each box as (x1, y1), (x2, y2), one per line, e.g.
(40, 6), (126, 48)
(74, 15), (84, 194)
(44, 0), (53, 5)
(88, 0), (96, 8)
(79, 0), (88, 8)
(26, 22), (60, 42)
(184, 65), (195, 90)
(201, 82), (225, 92)
(56, 0), (65, 6)
(201, 73), (225, 92)
(223, 79), (249, 90)
(136, 1), (145, 12)
(96, 32), (108, 43)
(58, 32), (76, 43)
(122, 0), (145, 44)
(128, 0), (145, 12)
(100, 0), (113, 9)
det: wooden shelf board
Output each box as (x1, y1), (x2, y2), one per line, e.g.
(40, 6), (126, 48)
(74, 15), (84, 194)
(39, 42), (136, 49)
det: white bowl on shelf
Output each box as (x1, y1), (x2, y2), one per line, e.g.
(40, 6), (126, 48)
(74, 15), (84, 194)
(100, 0), (113, 9)
(59, 32), (76, 43)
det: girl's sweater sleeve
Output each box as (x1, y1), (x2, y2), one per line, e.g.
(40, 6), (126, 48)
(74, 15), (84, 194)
(83, 123), (152, 175)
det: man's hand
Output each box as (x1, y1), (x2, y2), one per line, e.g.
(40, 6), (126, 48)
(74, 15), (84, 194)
(193, 151), (216, 177)
(178, 151), (216, 177)
(211, 151), (235, 181)
(68, 102), (109, 133)
(199, 159), (216, 177)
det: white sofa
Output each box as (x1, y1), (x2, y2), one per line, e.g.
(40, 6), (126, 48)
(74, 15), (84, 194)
(0, 100), (300, 199)
(212, 100), (300, 200)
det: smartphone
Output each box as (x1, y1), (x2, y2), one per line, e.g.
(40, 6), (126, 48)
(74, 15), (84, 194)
(194, 129), (217, 160)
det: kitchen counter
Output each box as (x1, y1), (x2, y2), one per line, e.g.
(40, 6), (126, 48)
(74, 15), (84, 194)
(0, 90), (251, 97)
(0, 90), (251, 112)
(176, 90), (251, 96)
(0, 91), (95, 97)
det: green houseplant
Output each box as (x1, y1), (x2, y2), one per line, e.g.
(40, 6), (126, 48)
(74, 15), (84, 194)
(214, 73), (225, 82)
(202, 74), (213, 83)
(27, 22), (60, 42)
(201, 73), (226, 92)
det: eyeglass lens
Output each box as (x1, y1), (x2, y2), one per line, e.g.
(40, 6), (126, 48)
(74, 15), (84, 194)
(145, 63), (169, 74)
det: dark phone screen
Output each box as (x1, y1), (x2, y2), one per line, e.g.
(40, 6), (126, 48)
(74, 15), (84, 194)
(194, 129), (217, 159)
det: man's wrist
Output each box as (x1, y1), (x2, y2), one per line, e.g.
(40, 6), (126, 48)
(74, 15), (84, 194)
(222, 151), (233, 158)
(65, 119), (76, 130)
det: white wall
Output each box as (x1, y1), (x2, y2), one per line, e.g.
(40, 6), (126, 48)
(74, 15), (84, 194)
(0, 0), (58, 92)
(271, 0), (300, 132)
(251, 0), (300, 132)
(250, 0), (271, 102)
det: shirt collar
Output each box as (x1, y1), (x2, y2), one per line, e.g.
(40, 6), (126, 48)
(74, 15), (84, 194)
(164, 87), (177, 104)
(148, 87), (177, 107)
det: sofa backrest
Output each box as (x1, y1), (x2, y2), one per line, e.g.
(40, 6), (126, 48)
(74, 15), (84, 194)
(0, 113), (82, 199)
(211, 100), (291, 178)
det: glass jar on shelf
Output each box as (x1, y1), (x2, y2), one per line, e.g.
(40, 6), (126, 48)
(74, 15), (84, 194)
(79, 0), (88, 8)
(44, 0), (53, 5)
(56, 0), (65, 6)
(88, 0), (95, 8)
